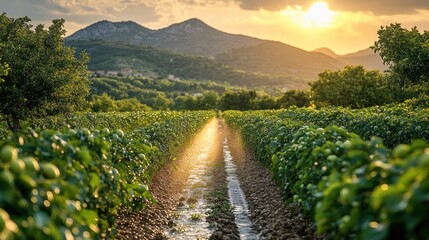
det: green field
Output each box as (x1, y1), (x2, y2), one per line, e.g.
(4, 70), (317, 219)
(224, 103), (429, 239)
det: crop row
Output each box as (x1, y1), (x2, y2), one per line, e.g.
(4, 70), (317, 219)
(0, 111), (214, 239)
(224, 110), (429, 239)
(276, 104), (429, 148)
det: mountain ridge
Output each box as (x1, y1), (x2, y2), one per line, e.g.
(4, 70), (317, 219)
(313, 47), (387, 71)
(67, 18), (387, 88)
(67, 18), (263, 57)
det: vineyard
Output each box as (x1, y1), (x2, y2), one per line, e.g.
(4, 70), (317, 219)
(224, 102), (429, 239)
(0, 111), (214, 239)
(0, 103), (428, 239)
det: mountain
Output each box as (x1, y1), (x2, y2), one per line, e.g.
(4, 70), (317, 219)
(66, 20), (154, 43)
(67, 40), (308, 89)
(67, 18), (262, 57)
(67, 18), (386, 89)
(339, 48), (388, 71)
(216, 41), (345, 80)
(313, 47), (388, 71)
(313, 47), (339, 58)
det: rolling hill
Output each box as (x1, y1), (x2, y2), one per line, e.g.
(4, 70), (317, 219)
(67, 40), (307, 89)
(67, 18), (263, 57)
(67, 18), (386, 89)
(216, 41), (345, 79)
(313, 47), (387, 71)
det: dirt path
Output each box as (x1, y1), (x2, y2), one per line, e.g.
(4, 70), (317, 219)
(226, 128), (319, 240)
(116, 118), (317, 239)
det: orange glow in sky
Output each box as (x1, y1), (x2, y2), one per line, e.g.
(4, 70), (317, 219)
(303, 2), (334, 28)
(2, 0), (429, 54)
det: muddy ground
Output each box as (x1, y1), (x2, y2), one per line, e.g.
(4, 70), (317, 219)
(226, 128), (319, 240)
(115, 119), (318, 239)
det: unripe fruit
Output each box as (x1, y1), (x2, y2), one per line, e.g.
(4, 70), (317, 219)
(22, 156), (40, 172)
(0, 146), (18, 163)
(136, 184), (148, 194)
(0, 170), (14, 188)
(138, 153), (146, 161)
(116, 129), (124, 138)
(9, 159), (25, 175)
(0, 208), (10, 232)
(40, 163), (60, 179)
(17, 174), (37, 191)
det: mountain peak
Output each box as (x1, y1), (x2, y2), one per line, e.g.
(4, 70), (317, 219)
(161, 18), (214, 34)
(183, 18), (206, 24)
(313, 47), (339, 58)
(67, 20), (152, 42)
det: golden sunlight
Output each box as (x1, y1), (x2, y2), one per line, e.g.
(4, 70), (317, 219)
(303, 2), (334, 28)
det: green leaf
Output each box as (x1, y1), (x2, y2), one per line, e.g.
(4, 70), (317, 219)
(80, 209), (97, 225)
(89, 173), (100, 188)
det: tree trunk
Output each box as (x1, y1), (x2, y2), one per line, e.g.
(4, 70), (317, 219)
(6, 114), (20, 135)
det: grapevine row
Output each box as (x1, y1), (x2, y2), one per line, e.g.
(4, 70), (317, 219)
(224, 109), (429, 239)
(0, 111), (214, 239)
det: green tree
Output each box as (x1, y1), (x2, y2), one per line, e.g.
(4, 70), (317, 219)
(0, 59), (8, 79)
(153, 93), (172, 110)
(372, 23), (429, 86)
(116, 98), (151, 112)
(277, 90), (310, 108)
(90, 93), (118, 112)
(310, 66), (389, 108)
(0, 14), (89, 133)
(254, 95), (278, 110)
(199, 91), (219, 110)
(219, 90), (257, 110)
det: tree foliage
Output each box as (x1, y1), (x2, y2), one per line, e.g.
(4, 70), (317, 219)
(310, 66), (389, 108)
(219, 90), (257, 111)
(372, 23), (429, 86)
(277, 90), (310, 108)
(0, 14), (89, 133)
(90, 93), (151, 112)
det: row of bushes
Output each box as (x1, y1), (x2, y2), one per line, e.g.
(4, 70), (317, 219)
(0, 111), (214, 239)
(224, 110), (429, 239)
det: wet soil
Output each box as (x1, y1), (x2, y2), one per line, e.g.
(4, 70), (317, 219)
(205, 125), (240, 239)
(115, 119), (318, 240)
(226, 128), (319, 240)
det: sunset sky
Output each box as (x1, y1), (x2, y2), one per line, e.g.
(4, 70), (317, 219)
(3, 0), (429, 54)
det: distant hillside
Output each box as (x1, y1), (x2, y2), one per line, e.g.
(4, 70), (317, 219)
(67, 40), (307, 89)
(313, 47), (387, 71)
(216, 41), (345, 79)
(67, 18), (262, 57)
(313, 47), (339, 58)
(67, 18), (387, 89)
(339, 48), (388, 71)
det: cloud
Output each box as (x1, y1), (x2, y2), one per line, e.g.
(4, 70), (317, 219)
(235, 0), (429, 15)
(2, 0), (161, 31)
(327, 1), (429, 15)
(238, 0), (301, 11)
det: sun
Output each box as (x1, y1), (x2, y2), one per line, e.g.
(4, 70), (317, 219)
(303, 2), (334, 28)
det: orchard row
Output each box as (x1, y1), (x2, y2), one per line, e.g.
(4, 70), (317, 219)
(0, 111), (214, 239)
(224, 106), (429, 239)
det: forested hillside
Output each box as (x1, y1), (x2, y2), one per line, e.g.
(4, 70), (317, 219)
(67, 40), (307, 89)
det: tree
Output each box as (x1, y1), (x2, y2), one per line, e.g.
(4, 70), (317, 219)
(277, 90), (310, 108)
(116, 98), (151, 112)
(90, 93), (118, 112)
(0, 14), (89, 133)
(219, 90), (257, 110)
(0, 60), (8, 79)
(199, 91), (219, 110)
(372, 23), (429, 86)
(153, 94), (172, 110)
(309, 66), (389, 108)
(253, 95), (278, 110)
